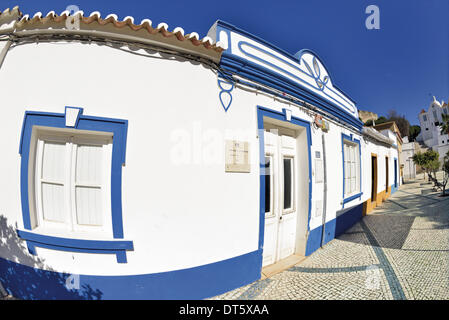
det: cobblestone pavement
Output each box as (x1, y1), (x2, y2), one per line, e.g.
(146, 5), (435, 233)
(212, 177), (449, 300)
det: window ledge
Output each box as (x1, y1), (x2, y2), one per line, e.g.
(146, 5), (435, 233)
(17, 229), (133, 263)
(342, 192), (363, 205)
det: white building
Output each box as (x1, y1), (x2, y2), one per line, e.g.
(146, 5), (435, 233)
(401, 137), (417, 179)
(0, 7), (399, 300)
(417, 96), (449, 164)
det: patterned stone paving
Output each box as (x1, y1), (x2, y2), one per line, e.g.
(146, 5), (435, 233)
(1, 176), (447, 300)
(212, 177), (449, 300)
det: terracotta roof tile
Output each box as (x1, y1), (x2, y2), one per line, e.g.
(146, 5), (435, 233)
(0, 6), (224, 62)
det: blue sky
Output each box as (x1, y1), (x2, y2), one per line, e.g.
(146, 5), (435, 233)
(2, 0), (448, 125)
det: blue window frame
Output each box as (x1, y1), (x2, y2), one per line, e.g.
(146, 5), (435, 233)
(341, 133), (362, 207)
(17, 107), (133, 263)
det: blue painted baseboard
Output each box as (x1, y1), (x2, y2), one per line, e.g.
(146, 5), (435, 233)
(305, 225), (323, 256)
(0, 250), (262, 300)
(391, 184), (398, 194)
(305, 203), (364, 256)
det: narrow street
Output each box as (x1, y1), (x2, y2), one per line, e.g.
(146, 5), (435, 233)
(213, 176), (449, 300)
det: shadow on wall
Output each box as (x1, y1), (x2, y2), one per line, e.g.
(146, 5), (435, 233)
(0, 215), (103, 300)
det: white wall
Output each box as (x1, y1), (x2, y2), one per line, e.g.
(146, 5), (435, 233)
(0, 39), (399, 277)
(360, 138), (398, 201)
(0, 41), (262, 275)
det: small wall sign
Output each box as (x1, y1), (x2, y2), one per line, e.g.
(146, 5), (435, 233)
(225, 140), (250, 173)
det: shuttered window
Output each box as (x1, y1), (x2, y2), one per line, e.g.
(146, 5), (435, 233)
(33, 130), (113, 235)
(343, 140), (360, 198)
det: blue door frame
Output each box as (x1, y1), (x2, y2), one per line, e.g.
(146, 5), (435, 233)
(256, 106), (313, 253)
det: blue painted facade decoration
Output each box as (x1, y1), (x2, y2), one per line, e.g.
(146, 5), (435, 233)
(212, 21), (364, 131)
(305, 203), (363, 255)
(0, 250), (262, 299)
(217, 77), (234, 112)
(17, 108), (132, 263)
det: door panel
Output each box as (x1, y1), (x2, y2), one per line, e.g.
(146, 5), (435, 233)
(263, 130), (297, 266)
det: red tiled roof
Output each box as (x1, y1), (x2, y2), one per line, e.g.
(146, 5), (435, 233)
(0, 6), (224, 62)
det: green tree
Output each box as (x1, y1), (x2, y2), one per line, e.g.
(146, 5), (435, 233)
(387, 110), (410, 138)
(412, 150), (440, 182)
(364, 116), (388, 127)
(409, 125), (421, 141)
(440, 113), (449, 135)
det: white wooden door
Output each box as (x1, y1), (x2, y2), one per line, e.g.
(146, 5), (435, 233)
(262, 130), (298, 267)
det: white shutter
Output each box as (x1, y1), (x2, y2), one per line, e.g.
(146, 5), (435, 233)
(355, 145), (360, 193)
(40, 141), (67, 223)
(350, 147), (356, 193)
(74, 144), (104, 226)
(33, 129), (113, 236)
(344, 144), (349, 196)
(343, 141), (361, 197)
(41, 182), (66, 222)
(75, 187), (102, 226)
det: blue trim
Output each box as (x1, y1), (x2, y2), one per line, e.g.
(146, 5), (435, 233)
(221, 53), (363, 131)
(214, 21), (363, 131)
(18, 110), (130, 261)
(16, 230), (133, 249)
(0, 250), (262, 299)
(17, 230), (133, 264)
(256, 106), (313, 252)
(306, 203), (363, 255)
(215, 21), (357, 104)
(341, 133), (363, 208)
(391, 184), (398, 194)
(237, 42), (355, 115)
(217, 78), (234, 112)
(305, 225), (323, 256)
(342, 192), (363, 205)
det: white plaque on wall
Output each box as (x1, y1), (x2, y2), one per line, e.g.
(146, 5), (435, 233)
(225, 140), (250, 173)
(315, 158), (324, 183)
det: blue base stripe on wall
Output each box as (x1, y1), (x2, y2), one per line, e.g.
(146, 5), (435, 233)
(305, 203), (363, 256)
(391, 185), (398, 194)
(0, 250), (262, 300)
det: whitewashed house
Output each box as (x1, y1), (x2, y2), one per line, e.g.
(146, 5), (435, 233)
(417, 97), (449, 164)
(0, 7), (399, 299)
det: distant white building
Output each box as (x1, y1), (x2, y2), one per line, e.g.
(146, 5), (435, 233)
(416, 96), (449, 164)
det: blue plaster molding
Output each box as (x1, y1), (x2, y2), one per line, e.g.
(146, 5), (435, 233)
(18, 109), (130, 262)
(237, 42), (355, 115)
(213, 21), (363, 131)
(215, 20), (358, 104)
(17, 230), (133, 263)
(256, 106), (313, 252)
(220, 53), (363, 131)
(217, 77), (234, 112)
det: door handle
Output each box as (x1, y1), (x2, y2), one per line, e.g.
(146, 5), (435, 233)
(279, 215), (283, 221)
